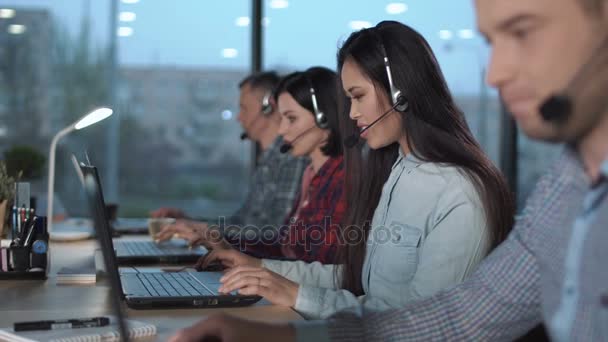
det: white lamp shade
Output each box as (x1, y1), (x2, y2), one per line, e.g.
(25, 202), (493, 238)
(74, 107), (113, 130)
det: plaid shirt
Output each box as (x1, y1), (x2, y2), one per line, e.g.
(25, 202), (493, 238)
(294, 147), (608, 342)
(239, 155), (346, 264)
(226, 136), (307, 229)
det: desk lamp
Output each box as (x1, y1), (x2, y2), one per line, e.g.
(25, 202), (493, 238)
(47, 108), (113, 238)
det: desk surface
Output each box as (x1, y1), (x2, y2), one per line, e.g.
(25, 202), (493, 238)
(0, 237), (302, 340)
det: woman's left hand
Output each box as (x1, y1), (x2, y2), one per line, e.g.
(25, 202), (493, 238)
(219, 266), (299, 307)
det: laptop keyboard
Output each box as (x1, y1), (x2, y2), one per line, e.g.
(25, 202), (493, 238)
(137, 272), (214, 297)
(115, 241), (199, 256)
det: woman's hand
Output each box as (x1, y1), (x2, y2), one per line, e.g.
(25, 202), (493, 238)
(219, 266), (299, 307)
(149, 207), (186, 219)
(155, 220), (229, 250)
(196, 249), (262, 270)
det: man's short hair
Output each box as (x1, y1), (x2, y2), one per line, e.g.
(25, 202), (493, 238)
(238, 71), (280, 94)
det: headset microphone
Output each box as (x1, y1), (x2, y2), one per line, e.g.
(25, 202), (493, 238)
(539, 95), (572, 123)
(280, 125), (318, 154)
(344, 97), (408, 148)
(539, 34), (608, 124)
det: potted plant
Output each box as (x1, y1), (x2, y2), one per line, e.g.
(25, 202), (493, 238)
(4, 145), (46, 180)
(0, 161), (15, 238)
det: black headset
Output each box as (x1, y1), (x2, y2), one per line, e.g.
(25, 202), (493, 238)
(304, 72), (329, 129)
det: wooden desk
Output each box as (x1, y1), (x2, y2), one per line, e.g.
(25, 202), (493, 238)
(0, 238), (302, 340)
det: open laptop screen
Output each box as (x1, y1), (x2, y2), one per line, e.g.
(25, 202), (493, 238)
(83, 173), (130, 342)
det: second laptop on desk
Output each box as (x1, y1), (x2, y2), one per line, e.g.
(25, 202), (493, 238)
(73, 155), (206, 265)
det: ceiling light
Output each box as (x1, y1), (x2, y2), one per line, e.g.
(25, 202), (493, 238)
(439, 30), (453, 40)
(349, 20), (372, 30)
(235, 16), (250, 27)
(269, 0), (288, 9)
(0, 8), (16, 19)
(458, 29), (475, 39)
(117, 26), (133, 37)
(385, 3), (408, 15)
(222, 48), (238, 58)
(119, 11), (136, 22)
(7, 24), (26, 35)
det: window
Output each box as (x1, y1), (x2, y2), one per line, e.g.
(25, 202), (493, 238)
(0, 1), (252, 218)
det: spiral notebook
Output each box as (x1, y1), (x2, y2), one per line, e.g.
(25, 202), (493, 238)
(0, 317), (156, 342)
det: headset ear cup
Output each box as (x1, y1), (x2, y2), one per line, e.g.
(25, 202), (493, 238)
(261, 92), (273, 116)
(395, 94), (409, 112)
(261, 103), (273, 116)
(316, 111), (329, 129)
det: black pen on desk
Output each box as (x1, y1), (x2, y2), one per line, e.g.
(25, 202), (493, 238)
(14, 317), (110, 332)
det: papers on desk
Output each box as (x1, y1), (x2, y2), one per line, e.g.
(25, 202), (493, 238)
(0, 317), (156, 342)
(56, 255), (97, 285)
(56, 266), (96, 284)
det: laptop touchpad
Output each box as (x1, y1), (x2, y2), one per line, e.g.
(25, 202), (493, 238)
(190, 272), (238, 295)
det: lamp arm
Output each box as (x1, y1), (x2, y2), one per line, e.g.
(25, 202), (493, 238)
(46, 124), (76, 233)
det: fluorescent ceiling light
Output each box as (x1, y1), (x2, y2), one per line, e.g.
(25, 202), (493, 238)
(119, 11), (136, 22)
(121, 0), (140, 4)
(222, 48), (238, 58)
(386, 3), (408, 15)
(269, 0), (288, 9)
(349, 20), (372, 30)
(117, 26), (134, 37)
(0, 8), (16, 19)
(235, 16), (250, 27)
(7, 24), (26, 35)
(458, 29), (475, 39)
(439, 29), (453, 40)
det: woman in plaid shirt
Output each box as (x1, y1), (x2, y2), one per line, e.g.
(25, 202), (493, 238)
(227, 67), (348, 264)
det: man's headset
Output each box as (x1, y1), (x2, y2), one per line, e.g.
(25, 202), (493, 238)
(260, 91), (274, 116)
(240, 90), (275, 140)
(540, 34), (608, 123)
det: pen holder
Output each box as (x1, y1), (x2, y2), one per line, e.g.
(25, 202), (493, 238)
(0, 216), (48, 280)
(10, 245), (30, 271)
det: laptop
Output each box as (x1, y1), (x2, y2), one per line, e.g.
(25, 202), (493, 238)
(85, 175), (130, 342)
(111, 218), (149, 235)
(73, 156), (205, 265)
(83, 172), (262, 309)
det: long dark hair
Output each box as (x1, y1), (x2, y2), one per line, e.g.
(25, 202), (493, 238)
(335, 21), (515, 295)
(274, 67), (343, 157)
